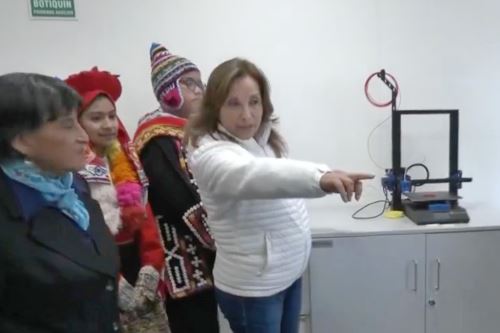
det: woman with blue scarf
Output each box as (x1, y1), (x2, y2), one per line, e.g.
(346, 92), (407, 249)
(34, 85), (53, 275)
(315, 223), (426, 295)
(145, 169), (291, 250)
(0, 73), (121, 332)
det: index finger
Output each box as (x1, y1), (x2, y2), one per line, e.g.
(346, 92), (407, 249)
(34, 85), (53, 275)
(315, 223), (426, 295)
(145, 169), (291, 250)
(347, 173), (375, 181)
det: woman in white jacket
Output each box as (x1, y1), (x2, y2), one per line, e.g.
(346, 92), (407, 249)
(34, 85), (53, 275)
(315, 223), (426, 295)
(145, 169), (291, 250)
(185, 58), (373, 333)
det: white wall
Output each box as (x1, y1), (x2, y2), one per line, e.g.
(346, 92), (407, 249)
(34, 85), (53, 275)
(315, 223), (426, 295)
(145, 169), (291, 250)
(1, 0), (499, 208)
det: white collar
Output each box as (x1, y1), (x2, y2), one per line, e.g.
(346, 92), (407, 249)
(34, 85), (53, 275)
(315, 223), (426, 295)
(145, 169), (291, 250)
(216, 122), (272, 148)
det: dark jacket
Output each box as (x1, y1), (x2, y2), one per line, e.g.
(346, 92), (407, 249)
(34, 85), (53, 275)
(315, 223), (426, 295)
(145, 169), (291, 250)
(139, 135), (215, 299)
(0, 171), (121, 333)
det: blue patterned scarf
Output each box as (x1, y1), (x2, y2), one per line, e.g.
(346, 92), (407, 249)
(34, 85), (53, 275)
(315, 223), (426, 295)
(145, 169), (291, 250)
(1, 160), (90, 231)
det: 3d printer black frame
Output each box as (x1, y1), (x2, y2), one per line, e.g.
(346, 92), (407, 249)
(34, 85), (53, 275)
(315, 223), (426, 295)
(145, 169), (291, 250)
(391, 108), (470, 210)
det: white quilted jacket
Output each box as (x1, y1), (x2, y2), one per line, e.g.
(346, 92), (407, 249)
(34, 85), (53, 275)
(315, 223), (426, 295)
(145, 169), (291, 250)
(188, 126), (329, 297)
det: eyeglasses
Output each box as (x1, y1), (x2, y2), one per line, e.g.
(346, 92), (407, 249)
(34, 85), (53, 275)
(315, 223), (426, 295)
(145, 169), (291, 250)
(179, 77), (205, 94)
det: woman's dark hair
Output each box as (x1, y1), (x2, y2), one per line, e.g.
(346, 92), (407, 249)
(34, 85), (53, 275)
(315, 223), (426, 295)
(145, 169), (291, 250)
(0, 73), (81, 161)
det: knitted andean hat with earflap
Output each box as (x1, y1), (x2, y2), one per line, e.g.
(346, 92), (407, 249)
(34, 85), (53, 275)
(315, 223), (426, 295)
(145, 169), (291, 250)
(149, 42), (199, 111)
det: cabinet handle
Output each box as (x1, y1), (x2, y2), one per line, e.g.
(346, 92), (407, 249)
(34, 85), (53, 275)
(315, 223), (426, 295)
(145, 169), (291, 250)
(312, 240), (333, 248)
(433, 259), (441, 291)
(407, 260), (418, 291)
(299, 314), (309, 321)
(412, 260), (418, 291)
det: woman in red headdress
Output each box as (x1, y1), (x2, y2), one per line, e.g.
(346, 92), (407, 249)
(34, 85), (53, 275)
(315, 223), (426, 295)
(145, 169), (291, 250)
(65, 67), (169, 333)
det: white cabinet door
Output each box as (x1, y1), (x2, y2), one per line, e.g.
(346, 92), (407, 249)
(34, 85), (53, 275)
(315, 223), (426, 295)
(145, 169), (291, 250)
(426, 230), (500, 333)
(309, 234), (426, 333)
(299, 314), (311, 333)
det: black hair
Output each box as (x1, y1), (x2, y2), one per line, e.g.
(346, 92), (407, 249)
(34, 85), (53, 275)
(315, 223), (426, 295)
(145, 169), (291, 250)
(0, 73), (81, 161)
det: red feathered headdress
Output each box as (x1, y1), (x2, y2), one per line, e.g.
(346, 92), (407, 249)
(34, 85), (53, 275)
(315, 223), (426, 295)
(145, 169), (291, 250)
(64, 66), (122, 113)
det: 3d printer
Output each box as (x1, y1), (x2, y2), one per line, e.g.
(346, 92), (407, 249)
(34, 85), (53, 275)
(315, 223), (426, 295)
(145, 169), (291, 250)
(367, 70), (472, 225)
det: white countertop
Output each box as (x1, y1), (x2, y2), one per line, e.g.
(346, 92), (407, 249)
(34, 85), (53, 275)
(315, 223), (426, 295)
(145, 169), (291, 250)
(308, 200), (500, 238)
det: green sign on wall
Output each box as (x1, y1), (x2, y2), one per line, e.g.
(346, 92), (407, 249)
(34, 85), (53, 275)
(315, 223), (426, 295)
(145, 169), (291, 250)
(30, 0), (76, 18)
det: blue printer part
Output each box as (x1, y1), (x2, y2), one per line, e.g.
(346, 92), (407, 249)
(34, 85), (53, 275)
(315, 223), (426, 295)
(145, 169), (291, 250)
(428, 202), (451, 213)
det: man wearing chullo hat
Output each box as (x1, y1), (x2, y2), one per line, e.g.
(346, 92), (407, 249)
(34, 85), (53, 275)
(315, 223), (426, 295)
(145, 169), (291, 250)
(133, 43), (219, 333)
